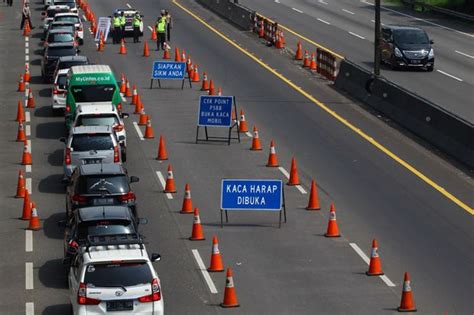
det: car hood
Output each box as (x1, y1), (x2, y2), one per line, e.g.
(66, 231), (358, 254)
(396, 43), (430, 51)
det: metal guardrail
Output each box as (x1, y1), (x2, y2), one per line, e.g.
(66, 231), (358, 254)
(401, 0), (474, 22)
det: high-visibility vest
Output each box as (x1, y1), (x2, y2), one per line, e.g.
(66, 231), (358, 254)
(113, 17), (121, 27)
(156, 18), (166, 33)
(133, 16), (141, 27)
(120, 16), (126, 26)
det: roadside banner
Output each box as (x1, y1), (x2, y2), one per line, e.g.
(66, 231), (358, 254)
(94, 17), (111, 42)
(198, 96), (233, 127)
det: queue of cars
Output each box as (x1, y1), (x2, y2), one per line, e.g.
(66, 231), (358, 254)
(40, 2), (164, 314)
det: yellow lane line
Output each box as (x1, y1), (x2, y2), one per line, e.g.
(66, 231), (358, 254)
(172, 0), (473, 215)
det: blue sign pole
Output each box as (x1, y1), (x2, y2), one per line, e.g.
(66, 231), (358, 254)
(150, 61), (190, 89)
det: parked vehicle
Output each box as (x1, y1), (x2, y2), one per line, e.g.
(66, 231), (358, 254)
(41, 42), (78, 83)
(45, 21), (77, 41)
(44, 28), (77, 48)
(52, 69), (69, 113)
(53, 12), (84, 44)
(53, 0), (78, 13)
(53, 55), (89, 81)
(42, 5), (70, 36)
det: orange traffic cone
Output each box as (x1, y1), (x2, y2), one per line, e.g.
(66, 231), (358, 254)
(310, 53), (317, 71)
(231, 108), (237, 123)
(275, 31), (284, 49)
(28, 205), (41, 230)
(306, 180), (321, 210)
(16, 122), (26, 142)
(186, 56), (193, 74)
(201, 72), (209, 91)
(189, 208), (205, 241)
(192, 65), (200, 82)
(250, 126), (262, 151)
(143, 40), (150, 57)
(303, 50), (310, 68)
(23, 20), (30, 36)
(188, 64), (195, 80)
(120, 74), (126, 93)
(16, 170), (26, 198)
(295, 41), (303, 60)
(208, 236), (224, 272)
(287, 157), (300, 185)
(21, 189), (31, 220)
(181, 50), (186, 63)
(398, 272), (417, 312)
(16, 100), (25, 122)
(134, 95), (143, 114)
(131, 85), (138, 105)
(27, 88), (35, 108)
(238, 109), (248, 133)
(221, 268), (239, 308)
(163, 43), (171, 59)
(18, 74), (25, 92)
(266, 140), (279, 167)
(208, 80), (216, 95)
(119, 39), (127, 54)
(24, 64), (30, 83)
(144, 119), (154, 139)
(156, 135), (168, 160)
(217, 87), (222, 96)
(325, 203), (340, 237)
(22, 144), (32, 165)
(164, 164), (177, 193)
(180, 183), (193, 214)
(151, 27), (157, 40)
(366, 239), (384, 276)
(138, 109), (148, 125)
(98, 35), (104, 52)
(125, 80), (132, 97)
(174, 47), (181, 62)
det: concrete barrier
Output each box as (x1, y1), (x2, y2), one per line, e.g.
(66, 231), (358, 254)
(335, 60), (474, 168)
(196, 0), (255, 31)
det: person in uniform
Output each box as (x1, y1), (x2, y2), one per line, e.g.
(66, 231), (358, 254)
(132, 13), (142, 43)
(113, 13), (122, 44)
(155, 11), (167, 51)
(120, 11), (126, 42)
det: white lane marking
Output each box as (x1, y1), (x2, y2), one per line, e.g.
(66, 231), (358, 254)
(148, 26), (153, 31)
(342, 9), (355, 15)
(278, 167), (290, 178)
(24, 89), (29, 98)
(191, 249), (218, 294)
(27, 140), (31, 153)
(349, 243), (396, 287)
(25, 55), (29, 61)
(25, 37), (29, 42)
(156, 171), (173, 199)
(25, 165), (32, 173)
(25, 42), (29, 48)
(126, 3), (132, 8)
(455, 50), (474, 59)
(25, 230), (33, 252)
(25, 302), (34, 315)
(245, 131), (252, 138)
(317, 18), (331, 25)
(25, 262), (33, 290)
(25, 48), (29, 54)
(361, 0), (474, 38)
(26, 178), (32, 194)
(274, 0), (280, 3)
(296, 185), (307, 194)
(349, 32), (365, 39)
(132, 122), (144, 140)
(25, 125), (31, 136)
(120, 93), (127, 103)
(292, 7), (303, 13)
(318, 0), (328, 4)
(436, 69), (463, 82)
(370, 19), (385, 26)
(25, 112), (30, 122)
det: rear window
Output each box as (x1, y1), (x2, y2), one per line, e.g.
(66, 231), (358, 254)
(54, 2), (76, 9)
(57, 74), (68, 89)
(47, 8), (69, 17)
(50, 25), (75, 33)
(76, 114), (119, 127)
(55, 16), (80, 24)
(71, 134), (114, 151)
(394, 29), (429, 45)
(47, 47), (76, 57)
(71, 85), (116, 103)
(77, 175), (129, 194)
(77, 220), (135, 241)
(84, 262), (152, 287)
(48, 33), (74, 43)
(58, 60), (88, 70)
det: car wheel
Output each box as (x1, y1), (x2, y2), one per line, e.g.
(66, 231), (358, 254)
(426, 65), (434, 72)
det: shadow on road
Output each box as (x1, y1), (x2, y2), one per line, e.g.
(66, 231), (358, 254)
(42, 304), (71, 315)
(34, 105), (53, 117)
(38, 174), (64, 194)
(43, 212), (66, 240)
(36, 121), (65, 139)
(48, 149), (63, 167)
(38, 258), (68, 289)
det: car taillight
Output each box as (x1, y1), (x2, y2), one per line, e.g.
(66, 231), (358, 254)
(78, 282), (101, 305)
(117, 103), (122, 111)
(118, 191), (135, 202)
(114, 146), (120, 163)
(113, 124), (124, 132)
(138, 278), (161, 302)
(53, 84), (59, 95)
(66, 104), (71, 113)
(72, 194), (87, 204)
(65, 148), (71, 165)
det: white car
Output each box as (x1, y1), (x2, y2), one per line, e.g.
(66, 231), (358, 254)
(53, 12), (84, 44)
(42, 5), (70, 33)
(52, 69), (69, 113)
(44, 0), (53, 9)
(53, 0), (78, 13)
(71, 104), (128, 161)
(67, 234), (164, 315)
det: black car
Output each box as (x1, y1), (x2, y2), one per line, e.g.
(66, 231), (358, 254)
(380, 25), (434, 71)
(41, 42), (78, 82)
(52, 55), (89, 79)
(63, 205), (147, 259)
(65, 164), (139, 218)
(43, 21), (76, 41)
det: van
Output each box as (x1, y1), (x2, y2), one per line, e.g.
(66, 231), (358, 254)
(65, 65), (122, 129)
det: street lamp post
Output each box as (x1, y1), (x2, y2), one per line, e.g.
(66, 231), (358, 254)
(374, 0), (381, 76)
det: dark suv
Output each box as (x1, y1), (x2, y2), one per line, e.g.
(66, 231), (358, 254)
(41, 42), (78, 82)
(53, 55), (89, 81)
(65, 164), (139, 218)
(380, 25), (434, 71)
(63, 205), (147, 259)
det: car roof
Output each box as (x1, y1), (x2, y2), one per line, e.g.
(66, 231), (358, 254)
(46, 42), (75, 48)
(78, 163), (125, 175)
(47, 4), (69, 10)
(78, 206), (133, 222)
(82, 244), (148, 264)
(71, 125), (112, 134)
(384, 25), (425, 31)
(54, 12), (79, 17)
(58, 55), (88, 62)
(69, 64), (112, 74)
(76, 104), (117, 115)
(51, 21), (75, 25)
(48, 28), (74, 34)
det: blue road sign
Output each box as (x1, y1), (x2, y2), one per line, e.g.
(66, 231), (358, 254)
(221, 179), (282, 211)
(198, 96), (233, 127)
(151, 61), (186, 80)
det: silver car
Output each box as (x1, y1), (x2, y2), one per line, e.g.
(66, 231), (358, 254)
(61, 126), (122, 179)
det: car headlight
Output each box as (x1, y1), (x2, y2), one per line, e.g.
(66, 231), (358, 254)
(394, 47), (403, 57)
(428, 48), (434, 58)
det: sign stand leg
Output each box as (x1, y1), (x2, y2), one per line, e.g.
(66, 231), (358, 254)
(205, 126), (209, 141)
(225, 210), (229, 223)
(188, 76), (192, 88)
(158, 79), (161, 88)
(220, 209), (223, 228)
(150, 79), (153, 89)
(195, 126), (200, 144)
(282, 187), (287, 223)
(181, 78), (185, 90)
(279, 210), (282, 228)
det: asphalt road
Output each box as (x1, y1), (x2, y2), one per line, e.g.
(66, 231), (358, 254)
(239, 0), (474, 123)
(0, 0), (473, 314)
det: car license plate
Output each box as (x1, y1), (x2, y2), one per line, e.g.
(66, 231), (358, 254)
(106, 300), (133, 312)
(83, 159), (102, 165)
(92, 198), (114, 205)
(411, 60), (421, 64)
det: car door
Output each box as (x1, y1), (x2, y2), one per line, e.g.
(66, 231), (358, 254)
(68, 255), (82, 307)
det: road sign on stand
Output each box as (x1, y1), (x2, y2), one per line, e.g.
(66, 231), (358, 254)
(220, 179), (286, 228)
(196, 96), (240, 145)
(94, 17), (111, 42)
(150, 61), (191, 89)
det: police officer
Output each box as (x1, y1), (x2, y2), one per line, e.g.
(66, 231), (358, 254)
(120, 11), (126, 42)
(155, 11), (166, 51)
(132, 13), (142, 43)
(113, 13), (121, 44)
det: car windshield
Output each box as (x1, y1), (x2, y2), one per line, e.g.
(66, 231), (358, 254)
(393, 29), (429, 45)
(84, 262), (152, 287)
(58, 60), (88, 70)
(48, 33), (74, 43)
(77, 220), (135, 241)
(71, 85), (116, 103)
(55, 16), (80, 24)
(57, 74), (68, 89)
(50, 25), (75, 33)
(77, 175), (129, 194)
(47, 47), (76, 57)
(71, 134), (114, 151)
(76, 115), (119, 127)
(47, 8), (69, 17)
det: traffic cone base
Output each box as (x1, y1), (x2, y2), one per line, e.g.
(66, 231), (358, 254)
(189, 208), (205, 241)
(221, 268), (239, 308)
(207, 236), (224, 272)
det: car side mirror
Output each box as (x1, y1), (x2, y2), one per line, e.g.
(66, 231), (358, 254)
(121, 113), (129, 118)
(151, 253), (161, 262)
(430, 39), (434, 44)
(59, 137), (66, 143)
(130, 176), (139, 183)
(62, 257), (72, 265)
(138, 218), (148, 225)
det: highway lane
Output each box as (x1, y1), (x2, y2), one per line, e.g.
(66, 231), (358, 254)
(240, 0), (474, 123)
